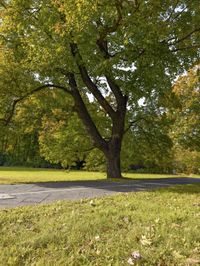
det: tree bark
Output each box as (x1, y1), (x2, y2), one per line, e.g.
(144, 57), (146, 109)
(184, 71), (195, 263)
(105, 96), (127, 178)
(105, 140), (122, 179)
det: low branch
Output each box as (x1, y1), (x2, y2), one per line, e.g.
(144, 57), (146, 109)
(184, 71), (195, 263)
(78, 146), (95, 153)
(1, 83), (71, 125)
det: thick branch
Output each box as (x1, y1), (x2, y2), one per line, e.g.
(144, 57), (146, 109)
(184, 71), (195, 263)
(95, 1), (124, 59)
(97, 0), (123, 41)
(70, 43), (116, 119)
(68, 73), (108, 152)
(95, 38), (128, 109)
(106, 76), (127, 107)
(95, 29), (128, 106)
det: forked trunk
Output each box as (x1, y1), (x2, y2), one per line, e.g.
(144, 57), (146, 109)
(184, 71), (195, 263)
(69, 72), (127, 179)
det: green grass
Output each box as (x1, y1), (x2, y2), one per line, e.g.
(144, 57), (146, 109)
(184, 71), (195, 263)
(0, 167), (199, 184)
(0, 184), (200, 265)
(0, 167), (105, 184)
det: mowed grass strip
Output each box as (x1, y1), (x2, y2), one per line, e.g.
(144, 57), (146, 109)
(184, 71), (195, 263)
(0, 167), (199, 184)
(0, 184), (200, 265)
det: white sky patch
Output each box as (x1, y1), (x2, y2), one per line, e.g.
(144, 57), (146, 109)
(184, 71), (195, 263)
(86, 93), (94, 102)
(138, 97), (146, 106)
(114, 62), (136, 72)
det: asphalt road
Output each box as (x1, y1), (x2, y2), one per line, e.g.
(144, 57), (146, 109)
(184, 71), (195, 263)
(0, 177), (200, 208)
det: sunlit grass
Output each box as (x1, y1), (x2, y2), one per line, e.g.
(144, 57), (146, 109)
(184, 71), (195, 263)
(0, 166), (199, 184)
(0, 167), (105, 184)
(0, 184), (200, 265)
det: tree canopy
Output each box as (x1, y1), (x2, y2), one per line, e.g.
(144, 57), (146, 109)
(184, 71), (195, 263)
(0, 0), (199, 177)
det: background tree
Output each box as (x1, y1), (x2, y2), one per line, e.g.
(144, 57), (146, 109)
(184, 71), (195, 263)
(171, 66), (200, 150)
(0, 0), (199, 178)
(122, 109), (173, 173)
(0, 93), (51, 167)
(170, 66), (200, 174)
(173, 148), (200, 174)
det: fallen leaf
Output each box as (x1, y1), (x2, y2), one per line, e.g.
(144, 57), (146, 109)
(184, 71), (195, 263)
(140, 235), (152, 246)
(90, 200), (96, 207)
(131, 251), (141, 259)
(95, 235), (100, 241)
(186, 258), (200, 265)
(127, 257), (134, 265)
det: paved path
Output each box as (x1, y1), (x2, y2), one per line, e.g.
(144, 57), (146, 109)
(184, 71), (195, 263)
(0, 177), (200, 208)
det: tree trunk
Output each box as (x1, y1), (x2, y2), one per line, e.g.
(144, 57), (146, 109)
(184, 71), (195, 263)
(106, 149), (122, 178)
(105, 135), (123, 179)
(69, 44), (128, 179)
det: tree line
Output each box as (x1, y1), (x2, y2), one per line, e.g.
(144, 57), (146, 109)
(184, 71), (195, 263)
(0, 67), (199, 173)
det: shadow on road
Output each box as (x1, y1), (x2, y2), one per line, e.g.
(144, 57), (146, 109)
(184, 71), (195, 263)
(31, 177), (200, 194)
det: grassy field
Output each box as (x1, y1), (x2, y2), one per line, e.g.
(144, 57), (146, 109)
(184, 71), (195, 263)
(0, 184), (200, 265)
(0, 167), (199, 184)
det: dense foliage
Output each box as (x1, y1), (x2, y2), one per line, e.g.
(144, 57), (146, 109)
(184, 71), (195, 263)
(170, 67), (200, 174)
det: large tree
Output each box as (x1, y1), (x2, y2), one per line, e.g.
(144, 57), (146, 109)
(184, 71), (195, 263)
(0, 0), (199, 178)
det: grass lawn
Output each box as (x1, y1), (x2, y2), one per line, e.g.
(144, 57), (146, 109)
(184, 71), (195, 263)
(0, 167), (199, 184)
(0, 184), (200, 265)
